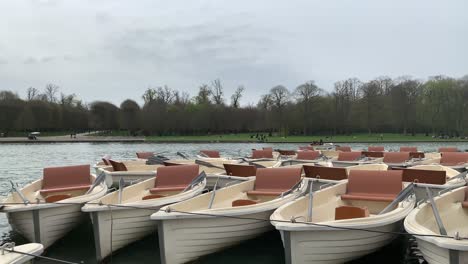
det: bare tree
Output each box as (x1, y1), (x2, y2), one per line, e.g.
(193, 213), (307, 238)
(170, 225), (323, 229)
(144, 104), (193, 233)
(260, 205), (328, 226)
(211, 79), (224, 105)
(60, 93), (78, 106)
(44, 83), (59, 103)
(295, 81), (321, 134)
(26, 87), (39, 100)
(231, 85), (245, 108)
(142, 88), (157, 104)
(194, 84), (211, 105)
(269, 85), (290, 109)
(156, 86), (175, 104)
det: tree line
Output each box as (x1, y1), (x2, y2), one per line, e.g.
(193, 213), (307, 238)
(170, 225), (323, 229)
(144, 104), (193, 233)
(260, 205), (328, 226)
(1, 75), (468, 137)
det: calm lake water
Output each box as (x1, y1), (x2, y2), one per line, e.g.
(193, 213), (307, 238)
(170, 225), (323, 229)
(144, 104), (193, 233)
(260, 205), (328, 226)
(1, 142), (465, 264)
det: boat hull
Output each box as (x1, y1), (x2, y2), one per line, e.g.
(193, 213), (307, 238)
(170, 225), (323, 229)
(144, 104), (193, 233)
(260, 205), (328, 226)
(282, 223), (400, 264)
(415, 238), (468, 264)
(7, 204), (84, 248)
(90, 208), (158, 261)
(157, 210), (273, 264)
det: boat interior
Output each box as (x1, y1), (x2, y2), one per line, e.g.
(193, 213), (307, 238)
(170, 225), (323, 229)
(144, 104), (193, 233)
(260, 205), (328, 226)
(94, 164), (203, 205)
(4, 165), (100, 204)
(164, 167), (304, 212)
(275, 170), (408, 223)
(223, 164), (257, 177)
(413, 186), (468, 238)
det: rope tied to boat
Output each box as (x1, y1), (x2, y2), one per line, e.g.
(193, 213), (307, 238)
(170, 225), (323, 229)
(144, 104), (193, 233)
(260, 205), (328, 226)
(0, 242), (82, 264)
(2, 200), (468, 242)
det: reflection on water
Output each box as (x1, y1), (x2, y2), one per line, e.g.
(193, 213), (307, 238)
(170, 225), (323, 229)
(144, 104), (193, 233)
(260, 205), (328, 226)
(1, 142), (458, 263)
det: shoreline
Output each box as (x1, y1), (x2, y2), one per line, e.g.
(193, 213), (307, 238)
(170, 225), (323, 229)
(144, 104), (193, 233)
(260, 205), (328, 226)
(1, 138), (468, 144)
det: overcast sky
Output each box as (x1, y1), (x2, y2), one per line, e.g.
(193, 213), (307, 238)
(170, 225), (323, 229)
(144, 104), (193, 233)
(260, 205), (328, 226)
(0, 0), (467, 105)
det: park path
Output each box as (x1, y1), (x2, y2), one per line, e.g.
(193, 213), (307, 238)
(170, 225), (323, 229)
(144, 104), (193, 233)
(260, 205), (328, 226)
(0, 131), (145, 143)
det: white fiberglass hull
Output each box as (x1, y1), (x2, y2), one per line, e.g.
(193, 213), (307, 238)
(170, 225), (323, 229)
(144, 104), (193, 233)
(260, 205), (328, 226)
(89, 208), (158, 261)
(415, 239), (468, 264)
(7, 204), (84, 248)
(282, 223), (399, 264)
(157, 210), (273, 264)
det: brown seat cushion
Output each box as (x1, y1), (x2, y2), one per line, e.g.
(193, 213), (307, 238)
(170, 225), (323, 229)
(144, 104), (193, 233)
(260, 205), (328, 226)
(463, 187), (468, 208)
(341, 170), (403, 202)
(247, 167), (302, 196)
(399, 168), (446, 185)
(335, 206), (370, 220)
(438, 147), (459, 153)
(142, 194), (166, 200)
(40, 165), (91, 195)
(45, 194), (72, 203)
(336, 146), (351, 152)
(278, 150), (296, 155)
(232, 199), (258, 207)
(200, 150), (221, 158)
(223, 164), (257, 177)
(303, 165), (347, 180)
(136, 152), (154, 159)
(368, 146), (384, 152)
(337, 152), (362, 161)
(109, 160), (128, 171)
(149, 164), (199, 194)
(410, 152), (425, 159)
(299, 146), (314, 151)
(440, 152), (468, 166)
(296, 151), (320, 160)
(400, 146), (417, 152)
(383, 152), (410, 164)
(251, 150), (273, 159)
(362, 151), (384, 158)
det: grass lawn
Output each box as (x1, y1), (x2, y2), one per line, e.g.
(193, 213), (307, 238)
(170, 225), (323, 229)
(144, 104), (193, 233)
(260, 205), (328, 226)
(145, 133), (468, 143)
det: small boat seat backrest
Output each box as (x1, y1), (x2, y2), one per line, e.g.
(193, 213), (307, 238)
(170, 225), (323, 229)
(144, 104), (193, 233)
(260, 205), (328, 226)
(409, 152), (425, 159)
(383, 152), (410, 163)
(247, 168), (302, 196)
(296, 151), (320, 160)
(136, 152), (154, 159)
(341, 170), (403, 202)
(463, 187), (468, 208)
(109, 160), (128, 172)
(41, 164), (91, 195)
(278, 150), (296, 155)
(251, 149), (273, 159)
(200, 150), (221, 158)
(336, 146), (351, 152)
(299, 146), (314, 151)
(152, 164), (200, 193)
(399, 168), (446, 185)
(438, 147), (459, 152)
(368, 146), (384, 152)
(440, 152), (468, 166)
(400, 146), (417, 152)
(223, 164), (257, 177)
(335, 205), (370, 220)
(362, 151), (384, 158)
(303, 166), (347, 180)
(337, 152), (362, 161)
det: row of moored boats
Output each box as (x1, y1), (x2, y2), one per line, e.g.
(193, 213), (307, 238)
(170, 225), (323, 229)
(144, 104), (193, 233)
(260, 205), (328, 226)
(1, 145), (468, 263)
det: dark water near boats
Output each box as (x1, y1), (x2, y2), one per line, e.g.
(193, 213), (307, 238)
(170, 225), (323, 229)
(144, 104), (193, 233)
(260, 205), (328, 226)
(1, 142), (463, 263)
